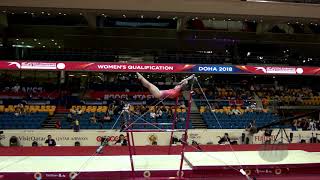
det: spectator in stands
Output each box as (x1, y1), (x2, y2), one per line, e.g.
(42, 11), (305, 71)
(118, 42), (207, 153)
(32, 141), (38, 147)
(9, 136), (20, 146)
(90, 113), (98, 124)
(150, 109), (156, 120)
(156, 107), (163, 119)
(55, 120), (61, 129)
(308, 119), (316, 131)
(14, 107), (22, 116)
(67, 113), (74, 122)
(115, 134), (127, 146)
(246, 120), (257, 133)
(245, 120), (257, 144)
(229, 106), (241, 115)
(107, 108), (114, 117)
(301, 119), (309, 131)
(152, 141), (158, 146)
(103, 113), (112, 122)
(218, 133), (231, 144)
(292, 119), (298, 131)
(171, 136), (179, 144)
(316, 119), (320, 130)
(70, 108), (77, 115)
(76, 108), (83, 116)
(178, 113), (186, 122)
(45, 135), (56, 146)
(73, 119), (80, 132)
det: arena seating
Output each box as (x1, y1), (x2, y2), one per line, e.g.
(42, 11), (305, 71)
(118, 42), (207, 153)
(0, 112), (47, 129)
(65, 105), (191, 129)
(70, 105), (187, 113)
(0, 105), (56, 116)
(256, 88), (320, 106)
(61, 112), (191, 129)
(202, 111), (280, 129)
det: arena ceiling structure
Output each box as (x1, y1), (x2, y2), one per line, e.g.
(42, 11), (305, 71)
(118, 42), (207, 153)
(0, 0), (319, 65)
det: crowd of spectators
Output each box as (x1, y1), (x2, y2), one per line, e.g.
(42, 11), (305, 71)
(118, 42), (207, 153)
(292, 118), (320, 131)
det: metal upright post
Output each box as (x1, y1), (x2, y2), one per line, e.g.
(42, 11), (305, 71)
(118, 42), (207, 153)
(168, 97), (179, 154)
(178, 90), (193, 178)
(130, 131), (136, 155)
(127, 110), (136, 155)
(126, 132), (135, 177)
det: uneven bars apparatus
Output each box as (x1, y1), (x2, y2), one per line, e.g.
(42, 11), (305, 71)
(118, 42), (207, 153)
(123, 82), (194, 179)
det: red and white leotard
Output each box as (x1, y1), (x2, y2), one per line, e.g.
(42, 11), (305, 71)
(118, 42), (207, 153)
(160, 85), (182, 99)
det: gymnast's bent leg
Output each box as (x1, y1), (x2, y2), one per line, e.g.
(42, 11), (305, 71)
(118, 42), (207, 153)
(136, 72), (162, 98)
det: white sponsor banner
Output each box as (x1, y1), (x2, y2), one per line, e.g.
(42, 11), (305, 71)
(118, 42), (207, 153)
(0, 129), (318, 146)
(255, 67), (304, 74)
(8, 62), (66, 70)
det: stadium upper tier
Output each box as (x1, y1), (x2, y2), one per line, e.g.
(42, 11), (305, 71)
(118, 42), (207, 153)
(0, 47), (319, 66)
(1, 0), (320, 19)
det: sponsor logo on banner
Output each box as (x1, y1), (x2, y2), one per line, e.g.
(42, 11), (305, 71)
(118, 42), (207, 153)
(196, 65), (234, 73)
(255, 67), (304, 74)
(103, 93), (154, 100)
(1, 129), (319, 146)
(13, 135), (88, 142)
(96, 135), (127, 142)
(254, 135), (276, 142)
(255, 169), (273, 174)
(148, 134), (158, 145)
(0, 135), (5, 140)
(189, 133), (201, 140)
(45, 173), (66, 178)
(8, 62), (65, 70)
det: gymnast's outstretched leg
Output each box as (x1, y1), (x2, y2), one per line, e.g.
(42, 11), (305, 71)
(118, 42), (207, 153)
(177, 74), (195, 86)
(136, 72), (162, 98)
(174, 74), (196, 91)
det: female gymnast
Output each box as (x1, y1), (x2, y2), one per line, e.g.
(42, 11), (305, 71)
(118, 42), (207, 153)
(136, 72), (195, 99)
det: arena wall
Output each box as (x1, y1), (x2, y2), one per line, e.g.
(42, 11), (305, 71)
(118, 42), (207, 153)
(0, 129), (318, 146)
